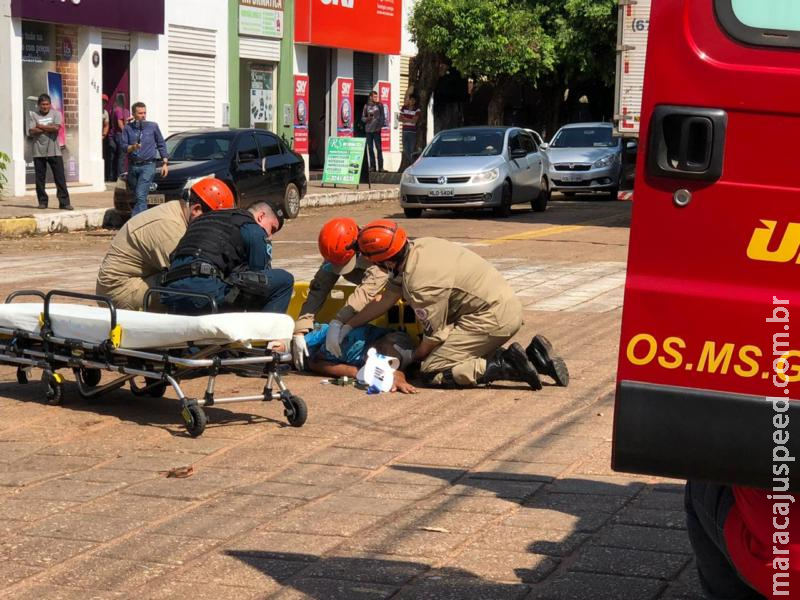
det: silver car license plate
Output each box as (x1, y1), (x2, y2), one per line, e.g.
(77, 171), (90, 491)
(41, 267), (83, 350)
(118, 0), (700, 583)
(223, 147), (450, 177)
(148, 194), (166, 205)
(428, 188), (454, 197)
(560, 174), (580, 183)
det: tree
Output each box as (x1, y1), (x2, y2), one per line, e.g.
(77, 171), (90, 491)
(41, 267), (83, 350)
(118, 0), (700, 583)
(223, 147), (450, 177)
(410, 0), (555, 125)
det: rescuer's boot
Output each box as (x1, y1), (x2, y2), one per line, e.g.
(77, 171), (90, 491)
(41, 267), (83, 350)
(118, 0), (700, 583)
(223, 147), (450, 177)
(526, 334), (569, 387)
(480, 343), (542, 390)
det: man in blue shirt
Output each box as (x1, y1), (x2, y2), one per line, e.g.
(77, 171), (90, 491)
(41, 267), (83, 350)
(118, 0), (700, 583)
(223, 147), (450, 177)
(122, 102), (169, 216)
(161, 201), (294, 315)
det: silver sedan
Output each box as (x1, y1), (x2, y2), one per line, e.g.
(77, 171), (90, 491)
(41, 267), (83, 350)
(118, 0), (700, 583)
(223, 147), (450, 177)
(400, 127), (550, 218)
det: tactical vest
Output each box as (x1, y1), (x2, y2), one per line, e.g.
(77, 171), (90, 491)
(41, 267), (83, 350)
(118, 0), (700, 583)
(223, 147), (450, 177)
(170, 209), (256, 276)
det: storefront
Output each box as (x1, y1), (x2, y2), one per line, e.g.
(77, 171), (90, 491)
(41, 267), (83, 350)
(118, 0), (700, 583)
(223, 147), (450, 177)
(0, 0), (228, 197)
(293, 0), (403, 171)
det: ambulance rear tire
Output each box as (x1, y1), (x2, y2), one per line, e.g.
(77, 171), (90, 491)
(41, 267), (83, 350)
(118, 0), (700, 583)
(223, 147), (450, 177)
(183, 403), (207, 437)
(403, 208), (423, 218)
(285, 396), (307, 427)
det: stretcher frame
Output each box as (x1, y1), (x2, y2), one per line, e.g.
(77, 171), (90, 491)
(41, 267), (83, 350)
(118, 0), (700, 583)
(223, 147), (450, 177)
(0, 289), (306, 437)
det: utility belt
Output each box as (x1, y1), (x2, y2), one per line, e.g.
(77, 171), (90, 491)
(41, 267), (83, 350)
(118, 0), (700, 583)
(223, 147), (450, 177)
(161, 262), (271, 306)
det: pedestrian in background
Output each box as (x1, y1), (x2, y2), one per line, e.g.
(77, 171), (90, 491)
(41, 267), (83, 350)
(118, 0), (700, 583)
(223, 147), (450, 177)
(399, 93), (420, 169)
(121, 102), (169, 216)
(111, 96), (130, 179)
(362, 91), (385, 172)
(102, 94), (115, 182)
(26, 93), (72, 210)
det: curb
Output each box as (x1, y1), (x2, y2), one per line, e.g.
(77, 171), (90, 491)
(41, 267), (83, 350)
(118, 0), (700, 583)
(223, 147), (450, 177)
(0, 188), (400, 238)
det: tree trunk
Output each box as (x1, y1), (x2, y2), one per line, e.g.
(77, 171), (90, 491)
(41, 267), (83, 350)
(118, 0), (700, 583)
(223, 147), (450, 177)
(486, 78), (511, 126)
(407, 51), (444, 153)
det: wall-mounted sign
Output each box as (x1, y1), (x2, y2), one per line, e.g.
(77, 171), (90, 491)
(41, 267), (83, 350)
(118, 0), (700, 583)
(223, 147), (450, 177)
(239, 0), (283, 38)
(293, 74), (309, 153)
(11, 0), (165, 35)
(92, 50), (100, 67)
(336, 77), (354, 138)
(295, 0), (401, 54)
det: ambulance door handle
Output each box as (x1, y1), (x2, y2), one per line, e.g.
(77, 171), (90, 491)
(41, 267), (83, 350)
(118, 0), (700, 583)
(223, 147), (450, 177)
(646, 105), (727, 182)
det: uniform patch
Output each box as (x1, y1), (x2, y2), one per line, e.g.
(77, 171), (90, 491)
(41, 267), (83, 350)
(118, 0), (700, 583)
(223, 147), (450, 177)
(414, 308), (429, 321)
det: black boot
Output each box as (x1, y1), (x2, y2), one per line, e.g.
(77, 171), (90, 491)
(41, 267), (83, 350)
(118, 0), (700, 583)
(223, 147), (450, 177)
(526, 334), (569, 387)
(481, 343), (542, 390)
(422, 369), (462, 389)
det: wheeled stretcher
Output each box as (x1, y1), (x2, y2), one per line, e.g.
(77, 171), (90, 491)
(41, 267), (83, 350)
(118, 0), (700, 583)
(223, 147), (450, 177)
(0, 289), (307, 437)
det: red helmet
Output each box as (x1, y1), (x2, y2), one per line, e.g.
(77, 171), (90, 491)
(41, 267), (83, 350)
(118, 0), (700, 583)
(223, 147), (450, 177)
(318, 217), (360, 274)
(187, 178), (235, 211)
(358, 220), (408, 263)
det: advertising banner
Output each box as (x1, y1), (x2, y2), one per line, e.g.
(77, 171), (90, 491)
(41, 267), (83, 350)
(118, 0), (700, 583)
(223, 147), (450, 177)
(336, 78), (355, 138)
(322, 137), (367, 186)
(249, 66), (274, 129)
(239, 3), (283, 38)
(293, 75), (309, 154)
(378, 81), (391, 152)
(295, 0), (401, 55)
(11, 0), (164, 35)
(46, 72), (66, 148)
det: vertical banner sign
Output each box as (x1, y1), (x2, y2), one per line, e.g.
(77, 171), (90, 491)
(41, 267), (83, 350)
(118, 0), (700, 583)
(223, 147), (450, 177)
(378, 81), (391, 152)
(46, 71), (66, 147)
(336, 77), (354, 138)
(293, 74), (309, 153)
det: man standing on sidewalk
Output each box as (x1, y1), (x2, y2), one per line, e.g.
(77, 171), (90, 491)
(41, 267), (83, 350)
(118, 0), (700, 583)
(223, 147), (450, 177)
(122, 102), (169, 216)
(362, 91), (385, 172)
(27, 94), (72, 210)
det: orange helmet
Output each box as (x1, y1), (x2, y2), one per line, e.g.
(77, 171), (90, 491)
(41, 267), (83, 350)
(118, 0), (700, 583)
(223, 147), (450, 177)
(318, 217), (360, 274)
(358, 219), (408, 263)
(186, 177), (235, 211)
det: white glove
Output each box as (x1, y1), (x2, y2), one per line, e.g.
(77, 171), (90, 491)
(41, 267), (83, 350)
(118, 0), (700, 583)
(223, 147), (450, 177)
(291, 334), (309, 371)
(325, 320), (352, 358)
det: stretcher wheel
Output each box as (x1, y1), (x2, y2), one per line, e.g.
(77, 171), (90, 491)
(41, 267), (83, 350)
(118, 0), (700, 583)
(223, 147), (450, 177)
(45, 373), (64, 406)
(284, 396), (307, 427)
(81, 368), (102, 388)
(182, 402), (207, 437)
(131, 379), (167, 398)
(16, 367), (28, 385)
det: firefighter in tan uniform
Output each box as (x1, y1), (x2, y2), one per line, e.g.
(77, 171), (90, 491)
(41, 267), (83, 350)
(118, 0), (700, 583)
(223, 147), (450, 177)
(95, 178), (234, 311)
(339, 220), (569, 389)
(291, 218), (389, 370)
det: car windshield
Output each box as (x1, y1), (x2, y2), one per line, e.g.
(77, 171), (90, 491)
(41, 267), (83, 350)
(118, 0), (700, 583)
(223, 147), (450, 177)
(551, 127), (617, 148)
(166, 134), (232, 161)
(425, 130), (505, 157)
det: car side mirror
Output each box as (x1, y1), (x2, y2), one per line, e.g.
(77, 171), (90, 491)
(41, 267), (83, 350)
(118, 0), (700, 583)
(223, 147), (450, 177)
(539, 143), (549, 150)
(626, 140), (638, 151)
(510, 147), (527, 159)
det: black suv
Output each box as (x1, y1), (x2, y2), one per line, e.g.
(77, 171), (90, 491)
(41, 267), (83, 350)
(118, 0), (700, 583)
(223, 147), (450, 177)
(113, 128), (307, 218)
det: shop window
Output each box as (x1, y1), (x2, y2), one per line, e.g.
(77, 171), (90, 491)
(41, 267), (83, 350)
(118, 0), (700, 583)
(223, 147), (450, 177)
(241, 60), (275, 131)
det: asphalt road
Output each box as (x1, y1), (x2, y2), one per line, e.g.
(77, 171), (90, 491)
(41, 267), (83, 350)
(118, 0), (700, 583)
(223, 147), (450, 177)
(0, 198), (704, 599)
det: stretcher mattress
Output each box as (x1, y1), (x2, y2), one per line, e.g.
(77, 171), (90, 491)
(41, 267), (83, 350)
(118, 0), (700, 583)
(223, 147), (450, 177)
(0, 303), (294, 350)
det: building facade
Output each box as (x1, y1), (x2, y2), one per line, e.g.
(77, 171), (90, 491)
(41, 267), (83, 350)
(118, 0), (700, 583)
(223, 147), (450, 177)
(0, 0), (228, 197)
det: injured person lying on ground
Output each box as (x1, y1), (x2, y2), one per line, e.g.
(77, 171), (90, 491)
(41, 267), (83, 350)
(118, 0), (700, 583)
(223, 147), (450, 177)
(303, 323), (419, 394)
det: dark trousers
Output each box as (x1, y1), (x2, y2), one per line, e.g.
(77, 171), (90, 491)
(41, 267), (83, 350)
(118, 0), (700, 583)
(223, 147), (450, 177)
(104, 137), (117, 181)
(114, 134), (127, 178)
(684, 481), (765, 600)
(366, 131), (383, 171)
(33, 156), (70, 207)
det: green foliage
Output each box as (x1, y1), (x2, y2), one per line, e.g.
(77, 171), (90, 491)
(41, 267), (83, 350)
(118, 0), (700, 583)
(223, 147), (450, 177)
(0, 151), (9, 193)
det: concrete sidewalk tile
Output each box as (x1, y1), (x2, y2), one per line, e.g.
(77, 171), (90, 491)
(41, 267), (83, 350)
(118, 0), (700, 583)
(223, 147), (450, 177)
(501, 507), (611, 533)
(173, 550), (308, 590)
(0, 497), (79, 522)
(96, 532), (218, 565)
(532, 571), (665, 600)
(400, 447), (486, 468)
(468, 461), (563, 481)
(43, 556), (172, 591)
(416, 494), (522, 515)
(22, 513), (139, 542)
(613, 508), (687, 530)
(0, 558), (41, 586)
(471, 525), (590, 557)
(200, 492), (296, 519)
(303, 447), (399, 470)
(0, 469), (62, 487)
(0, 534), (95, 566)
(373, 465), (466, 486)
(444, 548), (559, 583)
(136, 581), (264, 600)
(268, 577), (398, 600)
(101, 452), (205, 473)
(267, 509), (384, 537)
(0, 518), (26, 535)
(7, 453), (102, 473)
(120, 477), (223, 501)
(152, 510), (261, 540)
(0, 440), (48, 463)
(333, 433), (423, 453)
(525, 492), (629, 514)
(631, 489), (687, 511)
(546, 476), (644, 497)
(64, 468), (159, 485)
(230, 530), (347, 560)
(385, 508), (497, 536)
(595, 524), (693, 555)
(270, 464), (372, 488)
(346, 481), (441, 501)
(74, 493), (191, 521)
(444, 479), (544, 500)
(302, 553), (430, 585)
(340, 528), (469, 559)
(394, 575), (529, 600)
(570, 544), (690, 580)
(234, 480), (336, 500)
(310, 495), (415, 517)
(5, 585), (124, 600)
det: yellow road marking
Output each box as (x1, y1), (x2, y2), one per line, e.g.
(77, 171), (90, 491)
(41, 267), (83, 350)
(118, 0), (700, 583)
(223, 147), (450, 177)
(485, 215), (623, 245)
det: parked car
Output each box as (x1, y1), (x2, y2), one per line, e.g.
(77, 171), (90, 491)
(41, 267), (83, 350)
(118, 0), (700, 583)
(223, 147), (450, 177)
(399, 126), (550, 218)
(542, 122), (634, 199)
(113, 128), (307, 218)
